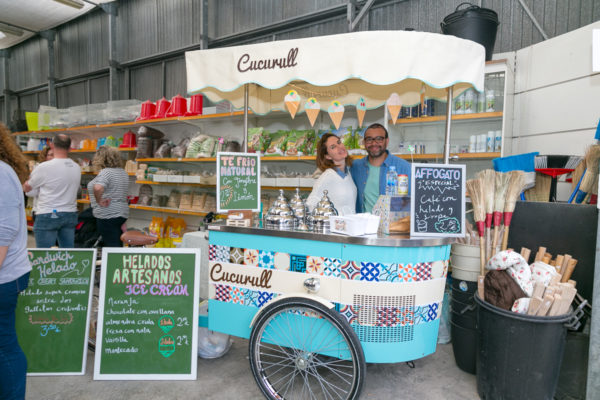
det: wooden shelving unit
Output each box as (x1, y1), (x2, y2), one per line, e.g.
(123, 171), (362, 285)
(128, 204), (221, 217)
(12, 111), (250, 137)
(390, 111), (503, 125)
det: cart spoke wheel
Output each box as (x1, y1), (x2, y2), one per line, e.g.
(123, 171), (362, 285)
(249, 297), (365, 400)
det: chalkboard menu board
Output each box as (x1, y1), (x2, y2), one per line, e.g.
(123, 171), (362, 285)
(217, 152), (260, 212)
(94, 248), (200, 380)
(16, 249), (96, 375)
(410, 163), (465, 237)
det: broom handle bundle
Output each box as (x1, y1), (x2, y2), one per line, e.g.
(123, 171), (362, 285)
(501, 224), (510, 251)
(479, 238), (486, 275)
(492, 225), (500, 255)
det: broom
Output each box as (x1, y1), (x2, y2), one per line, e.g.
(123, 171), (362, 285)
(476, 169), (495, 262)
(524, 172), (552, 202)
(572, 145), (600, 203)
(491, 171), (510, 254)
(466, 178), (486, 275)
(501, 170), (526, 251)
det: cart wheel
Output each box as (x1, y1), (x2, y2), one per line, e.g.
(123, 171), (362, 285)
(249, 297), (365, 400)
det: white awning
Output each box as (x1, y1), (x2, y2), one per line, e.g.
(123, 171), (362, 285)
(185, 30), (485, 115)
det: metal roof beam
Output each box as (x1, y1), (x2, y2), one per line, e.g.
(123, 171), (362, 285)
(517, 0), (549, 41)
(349, 0), (376, 32)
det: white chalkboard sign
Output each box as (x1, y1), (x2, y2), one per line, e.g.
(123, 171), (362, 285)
(410, 163), (465, 237)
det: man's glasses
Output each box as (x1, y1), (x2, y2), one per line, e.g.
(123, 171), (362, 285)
(364, 136), (386, 144)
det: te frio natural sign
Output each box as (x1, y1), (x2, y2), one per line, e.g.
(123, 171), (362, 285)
(94, 248), (200, 380)
(16, 249), (96, 375)
(217, 152), (261, 212)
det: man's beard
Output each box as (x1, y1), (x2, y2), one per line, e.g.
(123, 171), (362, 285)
(367, 147), (385, 158)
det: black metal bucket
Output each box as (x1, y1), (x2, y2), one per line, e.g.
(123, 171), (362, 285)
(441, 2), (499, 61)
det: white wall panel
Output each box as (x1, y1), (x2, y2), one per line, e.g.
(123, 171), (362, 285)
(513, 73), (600, 137)
(515, 20), (600, 92)
(511, 128), (595, 155)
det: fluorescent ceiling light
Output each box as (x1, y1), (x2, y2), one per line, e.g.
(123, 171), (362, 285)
(53, 0), (85, 9)
(0, 22), (24, 37)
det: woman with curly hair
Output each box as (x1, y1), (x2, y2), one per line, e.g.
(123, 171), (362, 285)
(87, 146), (129, 247)
(0, 123), (32, 399)
(305, 132), (357, 215)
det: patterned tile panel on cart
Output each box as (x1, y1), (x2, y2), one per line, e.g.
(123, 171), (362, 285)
(208, 245), (447, 283)
(208, 246), (446, 344)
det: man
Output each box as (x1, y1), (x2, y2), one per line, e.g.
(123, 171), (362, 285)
(23, 134), (81, 248)
(351, 123), (411, 213)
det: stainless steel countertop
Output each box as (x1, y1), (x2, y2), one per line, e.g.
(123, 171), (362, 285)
(207, 223), (454, 247)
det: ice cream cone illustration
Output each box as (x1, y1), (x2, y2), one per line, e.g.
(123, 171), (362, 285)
(328, 100), (345, 130)
(387, 93), (402, 124)
(284, 90), (301, 119)
(304, 97), (321, 127)
(356, 97), (367, 128)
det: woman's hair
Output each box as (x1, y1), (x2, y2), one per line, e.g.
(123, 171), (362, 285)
(38, 146), (53, 163)
(92, 146), (123, 169)
(315, 132), (352, 172)
(0, 123), (29, 184)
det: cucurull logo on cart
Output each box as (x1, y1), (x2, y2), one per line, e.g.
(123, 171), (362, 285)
(210, 262), (272, 289)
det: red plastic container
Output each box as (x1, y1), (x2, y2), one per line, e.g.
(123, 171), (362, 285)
(136, 100), (156, 121)
(152, 97), (171, 119)
(166, 94), (187, 117)
(185, 94), (203, 116)
(120, 130), (137, 148)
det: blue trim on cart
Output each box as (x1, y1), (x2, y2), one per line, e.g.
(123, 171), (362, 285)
(207, 299), (440, 363)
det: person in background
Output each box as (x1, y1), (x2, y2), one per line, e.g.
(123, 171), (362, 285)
(0, 123), (32, 400)
(25, 147), (54, 222)
(23, 134), (81, 248)
(88, 146), (129, 247)
(306, 132), (357, 215)
(351, 123), (411, 213)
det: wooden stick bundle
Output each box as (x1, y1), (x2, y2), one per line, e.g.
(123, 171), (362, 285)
(502, 171), (525, 251)
(492, 172), (511, 254)
(466, 178), (486, 276)
(477, 169), (496, 262)
(579, 145), (600, 195)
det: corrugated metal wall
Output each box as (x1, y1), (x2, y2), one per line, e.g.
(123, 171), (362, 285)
(1, 0), (599, 122)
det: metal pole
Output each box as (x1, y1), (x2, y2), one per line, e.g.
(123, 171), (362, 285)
(586, 207), (600, 399)
(443, 86), (453, 164)
(244, 84), (249, 152)
(105, 1), (119, 100)
(0, 49), (10, 126)
(41, 30), (57, 107)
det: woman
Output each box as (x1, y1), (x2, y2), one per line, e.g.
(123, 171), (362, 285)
(306, 132), (357, 215)
(26, 147), (54, 222)
(87, 146), (129, 247)
(0, 123), (32, 400)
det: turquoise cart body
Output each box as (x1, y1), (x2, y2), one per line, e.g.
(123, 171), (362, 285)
(206, 225), (452, 364)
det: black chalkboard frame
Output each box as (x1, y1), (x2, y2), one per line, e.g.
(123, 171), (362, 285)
(17, 248), (97, 376)
(216, 152), (261, 212)
(410, 162), (466, 238)
(94, 247), (201, 380)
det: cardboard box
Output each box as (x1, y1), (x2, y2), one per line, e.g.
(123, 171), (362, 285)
(372, 195), (411, 235)
(167, 175), (184, 183)
(183, 175), (201, 184)
(261, 177), (277, 186)
(276, 177), (300, 187)
(299, 177), (315, 187)
(329, 214), (380, 236)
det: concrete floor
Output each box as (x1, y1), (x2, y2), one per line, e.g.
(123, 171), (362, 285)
(24, 233), (479, 400)
(26, 340), (478, 400)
